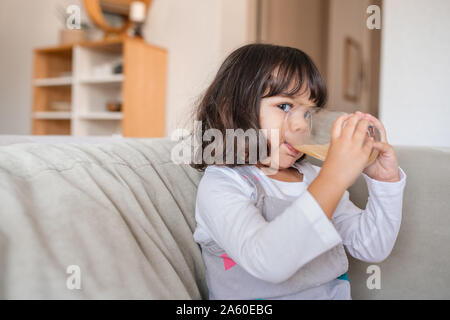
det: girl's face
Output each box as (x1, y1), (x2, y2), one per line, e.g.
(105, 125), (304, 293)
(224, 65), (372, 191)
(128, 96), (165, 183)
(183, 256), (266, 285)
(259, 88), (316, 169)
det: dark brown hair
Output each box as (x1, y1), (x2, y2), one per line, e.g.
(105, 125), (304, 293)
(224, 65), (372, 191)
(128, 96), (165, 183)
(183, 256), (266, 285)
(190, 43), (327, 171)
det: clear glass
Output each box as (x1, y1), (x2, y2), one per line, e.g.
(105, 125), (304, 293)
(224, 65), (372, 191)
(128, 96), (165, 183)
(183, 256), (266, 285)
(281, 105), (381, 167)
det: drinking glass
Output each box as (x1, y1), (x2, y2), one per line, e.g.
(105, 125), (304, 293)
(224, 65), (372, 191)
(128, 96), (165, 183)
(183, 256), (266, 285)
(281, 105), (381, 167)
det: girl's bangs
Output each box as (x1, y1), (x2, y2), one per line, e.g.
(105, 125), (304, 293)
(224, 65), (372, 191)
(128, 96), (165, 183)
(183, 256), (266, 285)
(261, 58), (326, 107)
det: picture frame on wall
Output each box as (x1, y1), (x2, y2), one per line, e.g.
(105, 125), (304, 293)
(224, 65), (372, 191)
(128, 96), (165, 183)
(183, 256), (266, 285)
(343, 37), (363, 102)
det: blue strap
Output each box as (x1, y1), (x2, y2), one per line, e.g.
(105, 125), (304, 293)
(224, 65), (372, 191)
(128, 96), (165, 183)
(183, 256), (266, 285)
(337, 273), (349, 282)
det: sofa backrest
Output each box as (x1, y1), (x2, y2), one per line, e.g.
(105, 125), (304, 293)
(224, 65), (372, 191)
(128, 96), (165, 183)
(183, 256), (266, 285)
(344, 146), (450, 299)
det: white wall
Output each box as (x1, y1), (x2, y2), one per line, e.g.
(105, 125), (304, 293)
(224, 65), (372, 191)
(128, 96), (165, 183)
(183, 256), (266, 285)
(144, 0), (253, 136)
(379, 0), (450, 147)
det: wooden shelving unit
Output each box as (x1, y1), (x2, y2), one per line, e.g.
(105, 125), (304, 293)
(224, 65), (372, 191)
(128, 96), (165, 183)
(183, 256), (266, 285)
(31, 37), (167, 137)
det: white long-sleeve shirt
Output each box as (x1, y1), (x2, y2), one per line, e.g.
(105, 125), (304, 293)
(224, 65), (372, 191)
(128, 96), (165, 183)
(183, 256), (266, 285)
(193, 161), (407, 299)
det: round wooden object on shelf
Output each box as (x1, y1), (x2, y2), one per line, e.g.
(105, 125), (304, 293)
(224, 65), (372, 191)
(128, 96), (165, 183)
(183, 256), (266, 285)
(83, 0), (152, 37)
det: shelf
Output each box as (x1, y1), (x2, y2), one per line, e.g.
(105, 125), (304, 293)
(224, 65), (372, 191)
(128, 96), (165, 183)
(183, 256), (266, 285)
(79, 74), (124, 84)
(33, 111), (72, 119)
(32, 118), (71, 135)
(32, 38), (166, 137)
(78, 112), (123, 120)
(34, 77), (72, 86)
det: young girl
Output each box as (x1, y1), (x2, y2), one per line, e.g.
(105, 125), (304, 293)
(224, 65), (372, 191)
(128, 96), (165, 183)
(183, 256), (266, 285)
(191, 44), (406, 300)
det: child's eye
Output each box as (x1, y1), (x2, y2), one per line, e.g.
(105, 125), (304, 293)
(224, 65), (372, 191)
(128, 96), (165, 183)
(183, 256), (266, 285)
(277, 103), (292, 112)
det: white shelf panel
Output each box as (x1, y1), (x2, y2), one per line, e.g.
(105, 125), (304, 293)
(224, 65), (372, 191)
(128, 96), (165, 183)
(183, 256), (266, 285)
(78, 74), (124, 84)
(33, 111), (72, 119)
(34, 77), (73, 86)
(78, 112), (123, 120)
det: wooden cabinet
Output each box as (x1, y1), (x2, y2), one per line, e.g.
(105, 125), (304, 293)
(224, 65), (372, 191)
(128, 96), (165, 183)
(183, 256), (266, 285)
(31, 36), (167, 137)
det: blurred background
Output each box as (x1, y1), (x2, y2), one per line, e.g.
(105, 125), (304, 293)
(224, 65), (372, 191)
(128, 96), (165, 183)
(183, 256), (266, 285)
(0, 0), (449, 147)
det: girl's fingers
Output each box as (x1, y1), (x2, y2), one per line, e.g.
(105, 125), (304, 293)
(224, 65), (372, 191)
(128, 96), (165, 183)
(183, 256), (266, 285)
(353, 118), (371, 144)
(363, 136), (374, 155)
(331, 113), (353, 141)
(372, 141), (392, 153)
(341, 113), (363, 140)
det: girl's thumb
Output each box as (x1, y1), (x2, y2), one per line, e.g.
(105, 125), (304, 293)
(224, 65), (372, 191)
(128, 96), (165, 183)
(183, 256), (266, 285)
(372, 141), (388, 152)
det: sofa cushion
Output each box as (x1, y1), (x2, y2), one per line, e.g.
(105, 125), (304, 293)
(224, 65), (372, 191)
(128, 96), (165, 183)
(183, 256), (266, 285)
(0, 138), (207, 299)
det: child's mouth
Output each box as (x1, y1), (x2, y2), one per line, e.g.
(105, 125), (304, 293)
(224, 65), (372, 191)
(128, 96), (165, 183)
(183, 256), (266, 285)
(284, 142), (300, 156)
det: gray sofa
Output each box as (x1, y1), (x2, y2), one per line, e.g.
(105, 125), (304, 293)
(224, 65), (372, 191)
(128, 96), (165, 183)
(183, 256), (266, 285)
(0, 135), (449, 299)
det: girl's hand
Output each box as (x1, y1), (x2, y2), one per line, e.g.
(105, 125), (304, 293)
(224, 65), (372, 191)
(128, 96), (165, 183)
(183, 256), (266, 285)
(309, 112), (375, 219)
(358, 111), (401, 182)
(320, 112), (375, 190)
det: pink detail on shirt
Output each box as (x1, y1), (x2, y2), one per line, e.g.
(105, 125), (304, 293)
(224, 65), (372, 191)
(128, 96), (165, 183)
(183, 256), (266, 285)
(253, 175), (259, 181)
(221, 253), (237, 270)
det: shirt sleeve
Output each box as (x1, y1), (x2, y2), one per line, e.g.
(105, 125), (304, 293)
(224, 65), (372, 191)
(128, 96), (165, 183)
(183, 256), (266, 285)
(330, 167), (407, 263)
(194, 166), (343, 284)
